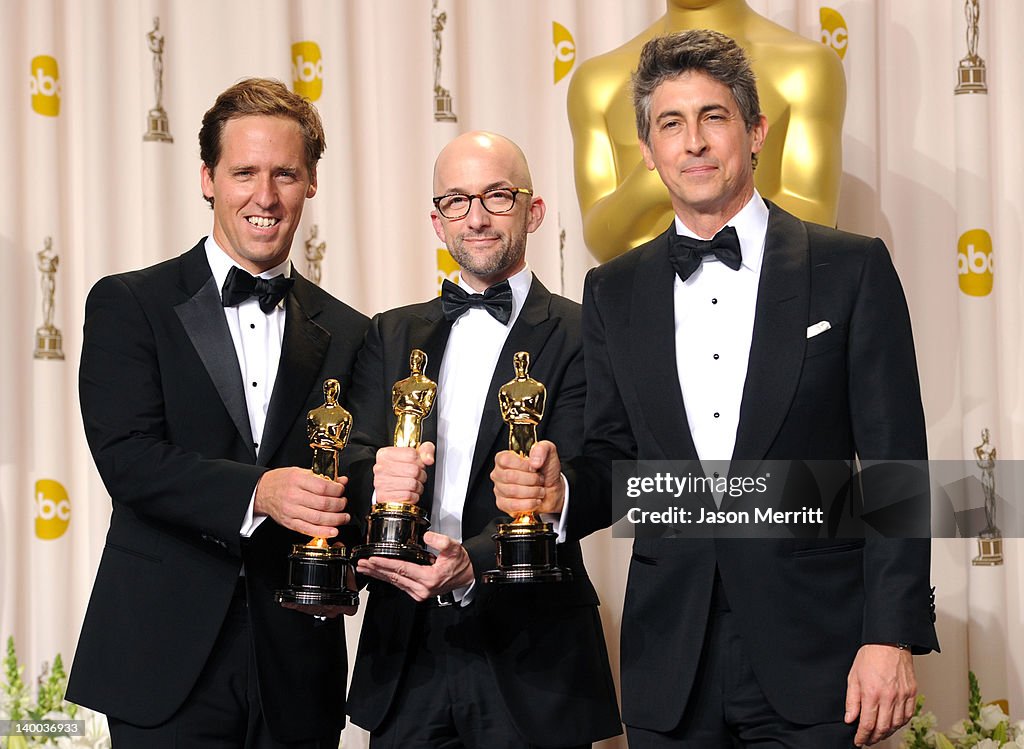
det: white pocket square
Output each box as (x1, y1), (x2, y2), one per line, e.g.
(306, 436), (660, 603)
(806, 320), (832, 339)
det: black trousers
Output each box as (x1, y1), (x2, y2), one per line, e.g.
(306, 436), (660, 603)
(370, 600), (589, 749)
(109, 581), (339, 749)
(626, 574), (857, 749)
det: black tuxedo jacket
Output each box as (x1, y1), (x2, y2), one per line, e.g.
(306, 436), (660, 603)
(563, 203), (939, 730)
(66, 240), (369, 741)
(342, 278), (621, 747)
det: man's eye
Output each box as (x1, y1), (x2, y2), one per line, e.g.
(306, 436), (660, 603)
(486, 190), (513, 200)
(445, 195), (468, 206)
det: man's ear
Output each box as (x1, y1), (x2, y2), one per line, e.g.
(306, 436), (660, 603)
(525, 196), (546, 234)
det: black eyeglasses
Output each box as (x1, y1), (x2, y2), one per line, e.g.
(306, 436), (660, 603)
(432, 187), (533, 220)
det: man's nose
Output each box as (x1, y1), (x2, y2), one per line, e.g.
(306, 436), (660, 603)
(253, 175), (280, 208)
(464, 196), (491, 229)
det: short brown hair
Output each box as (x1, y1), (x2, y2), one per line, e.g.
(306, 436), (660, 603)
(198, 77), (326, 193)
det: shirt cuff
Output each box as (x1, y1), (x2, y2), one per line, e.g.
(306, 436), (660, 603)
(539, 473), (570, 544)
(239, 491), (267, 537)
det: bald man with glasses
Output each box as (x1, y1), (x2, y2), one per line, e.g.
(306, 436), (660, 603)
(341, 131), (621, 749)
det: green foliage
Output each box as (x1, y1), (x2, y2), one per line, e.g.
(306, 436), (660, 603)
(899, 671), (1021, 749)
(0, 637), (78, 747)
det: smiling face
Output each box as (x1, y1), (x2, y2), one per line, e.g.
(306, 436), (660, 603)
(430, 132), (545, 291)
(201, 115), (316, 273)
(639, 71), (767, 234)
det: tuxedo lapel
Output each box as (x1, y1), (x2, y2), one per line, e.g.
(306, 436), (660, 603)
(731, 203), (810, 461)
(631, 231), (699, 461)
(258, 275), (330, 466)
(174, 245), (256, 461)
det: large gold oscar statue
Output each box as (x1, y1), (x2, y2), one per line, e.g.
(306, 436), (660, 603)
(483, 352), (570, 584)
(276, 379), (359, 607)
(352, 350), (436, 565)
(568, 0), (846, 262)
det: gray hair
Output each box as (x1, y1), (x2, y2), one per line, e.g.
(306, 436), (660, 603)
(632, 29), (761, 147)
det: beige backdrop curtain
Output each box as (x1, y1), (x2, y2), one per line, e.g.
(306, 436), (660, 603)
(1, 1), (1021, 747)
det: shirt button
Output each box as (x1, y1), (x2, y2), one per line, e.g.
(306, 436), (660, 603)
(711, 298), (718, 305)
(713, 353), (720, 360)
(250, 323), (256, 329)
(714, 412), (720, 418)
(252, 381), (258, 387)
(713, 472), (720, 479)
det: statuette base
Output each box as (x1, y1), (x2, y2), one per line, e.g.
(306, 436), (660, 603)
(482, 520), (571, 584)
(352, 503), (434, 565)
(275, 543), (358, 606)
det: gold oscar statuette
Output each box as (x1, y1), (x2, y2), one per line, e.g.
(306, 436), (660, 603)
(352, 349), (436, 565)
(483, 351), (571, 584)
(143, 17), (173, 142)
(972, 428), (1003, 566)
(956, 0), (987, 94)
(34, 237), (64, 360)
(275, 378), (359, 607)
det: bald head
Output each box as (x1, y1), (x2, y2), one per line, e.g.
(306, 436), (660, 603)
(433, 131), (533, 194)
(430, 131), (545, 291)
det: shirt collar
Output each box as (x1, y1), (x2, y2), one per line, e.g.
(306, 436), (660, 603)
(673, 190), (769, 275)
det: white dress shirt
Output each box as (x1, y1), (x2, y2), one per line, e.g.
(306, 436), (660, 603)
(204, 237), (290, 537)
(673, 192), (768, 492)
(433, 267), (531, 552)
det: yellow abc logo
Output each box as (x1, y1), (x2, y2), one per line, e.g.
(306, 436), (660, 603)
(437, 249), (461, 295)
(291, 41), (323, 101)
(820, 7), (848, 60)
(957, 228), (994, 297)
(34, 479), (70, 540)
(30, 55), (61, 116)
(553, 22), (576, 84)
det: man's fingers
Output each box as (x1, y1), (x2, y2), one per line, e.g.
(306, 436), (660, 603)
(527, 440), (558, 471)
(417, 441), (436, 465)
(493, 449), (531, 471)
(844, 675), (861, 724)
(855, 708), (877, 747)
(423, 530), (454, 553)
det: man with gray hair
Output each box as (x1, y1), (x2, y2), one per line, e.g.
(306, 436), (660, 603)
(495, 29), (937, 748)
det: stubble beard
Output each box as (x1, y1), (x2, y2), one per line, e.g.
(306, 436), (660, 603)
(450, 228), (526, 282)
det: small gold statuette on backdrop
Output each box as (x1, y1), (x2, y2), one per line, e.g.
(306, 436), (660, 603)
(431, 0), (457, 122)
(955, 0), (987, 94)
(483, 351), (570, 583)
(143, 17), (174, 142)
(352, 349), (436, 565)
(276, 379), (359, 606)
(972, 428), (1003, 566)
(34, 237), (64, 360)
(304, 224), (326, 286)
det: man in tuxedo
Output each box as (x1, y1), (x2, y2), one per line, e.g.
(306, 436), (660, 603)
(342, 131), (621, 748)
(493, 31), (938, 748)
(67, 78), (369, 748)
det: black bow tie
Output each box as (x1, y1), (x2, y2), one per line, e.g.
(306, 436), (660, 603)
(668, 225), (743, 282)
(221, 266), (294, 313)
(440, 279), (513, 325)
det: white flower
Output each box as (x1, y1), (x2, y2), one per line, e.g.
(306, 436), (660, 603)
(949, 720), (971, 740)
(972, 739), (1000, 749)
(980, 703), (1011, 731)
